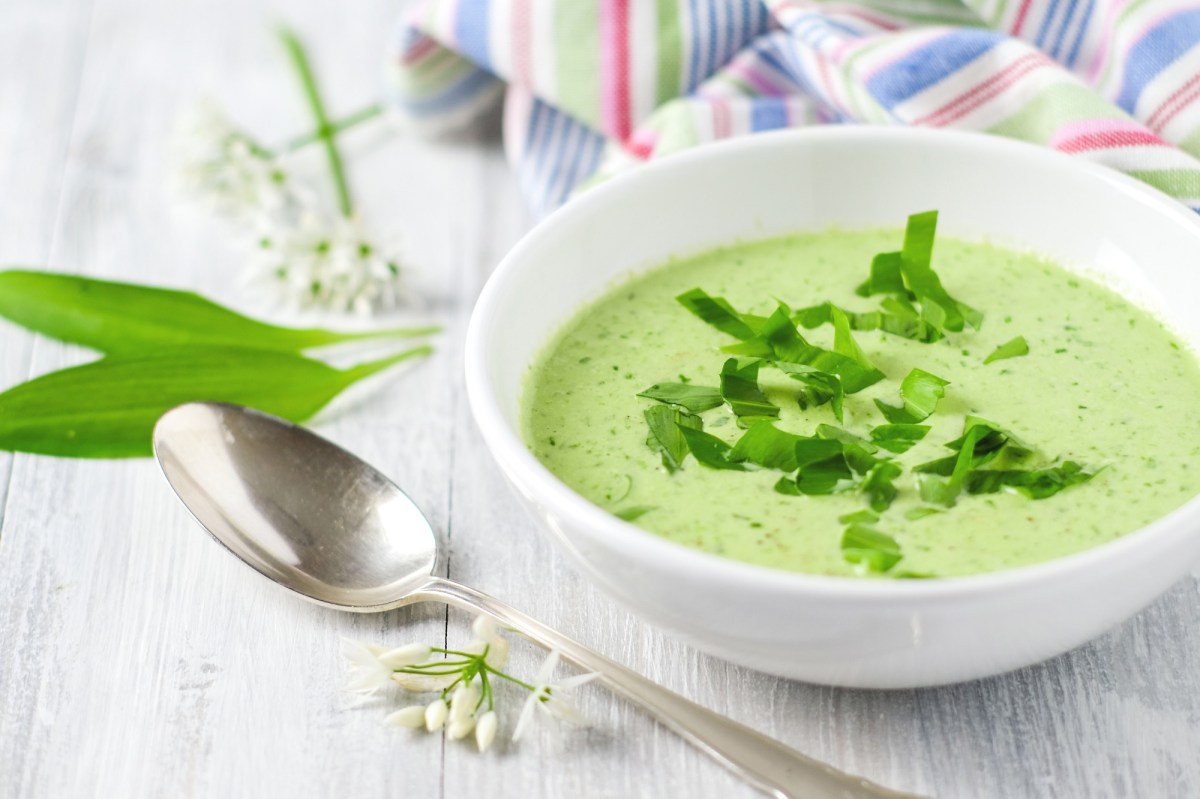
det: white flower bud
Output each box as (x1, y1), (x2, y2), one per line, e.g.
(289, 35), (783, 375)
(471, 616), (497, 641)
(384, 705), (427, 729)
(449, 682), (481, 722)
(424, 699), (448, 731)
(379, 643), (432, 669)
(446, 717), (476, 740)
(475, 711), (497, 752)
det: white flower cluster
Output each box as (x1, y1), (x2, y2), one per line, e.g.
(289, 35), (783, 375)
(172, 100), (409, 316)
(343, 615), (598, 753)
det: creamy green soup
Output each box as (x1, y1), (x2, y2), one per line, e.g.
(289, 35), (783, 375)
(523, 228), (1200, 578)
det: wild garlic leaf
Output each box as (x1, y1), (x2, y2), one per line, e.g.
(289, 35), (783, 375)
(0, 345), (430, 458)
(870, 423), (930, 453)
(861, 460), (903, 512)
(855, 251), (906, 297)
(720, 358), (779, 424)
(874, 368), (950, 424)
(644, 405), (701, 472)
(794, 301), (942, 343)
(794, 454), (854, 495)
(777, 362), (844, 422)
(965, 461), (1098, 499)
(732, 306), (883, 394)
(0, 270), (438, 355)
(984, 336), (1030, 364)
(840, 524), (903, 573)
(897, 211), (982, 332)
(638, 383), (724, 413)
(839, 509), (880, 525)
(675, 288), (757, 340)
(916, 422), (995, 507)
(729, 421), (807, 472)
(678, 426), (748, 471)
(830, 306), (886, 390)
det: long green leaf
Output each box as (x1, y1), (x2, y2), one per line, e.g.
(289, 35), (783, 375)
(0, 270), (438, 354)
(0, 345), (430, 457)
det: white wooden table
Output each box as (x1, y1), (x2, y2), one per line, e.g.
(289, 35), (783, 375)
(2, 1), (1199, 796)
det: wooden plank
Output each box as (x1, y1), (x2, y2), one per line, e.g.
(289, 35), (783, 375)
(0, 0), (96, 531)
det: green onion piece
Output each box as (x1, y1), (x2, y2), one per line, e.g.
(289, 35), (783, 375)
(720, 358), (779, 424)
(678, 426), (749, 471)
(984, 336), (1030, 364)
(644, 405), (701, 473)
(841, 524), (903, 573)
(638, 383), (724, 413)
(676, 289), (757, 340)
(870, 423), (931, 453)
(874, 368), (950, 424)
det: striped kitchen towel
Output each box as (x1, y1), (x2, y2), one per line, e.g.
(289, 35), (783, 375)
(388, 0), (1200, 216)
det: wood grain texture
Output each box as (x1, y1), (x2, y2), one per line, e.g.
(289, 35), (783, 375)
(1, 0), (1198, 797)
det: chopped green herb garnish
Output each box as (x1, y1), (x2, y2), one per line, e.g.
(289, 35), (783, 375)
(675, 288), (758, 339)
(678, 426), (748, 471)
(839, 509), (880, 525)
(916, 417), (1035, 506)
(793, 301), (942, 343)
(729, 421), (809, 472)
(644, 405), (701, 473)
(855, 251), (905, 297)
(904, 507), (943, 521)
(861, 459), (903, 512)
(719, 358), (778, 424)
(870, 423), (931, 453)
(613, 505), (655, 522)
(984, 336), (1030, 364)
(794, 454), (854, 495)
(638, 382), (724, 413)
(897, 211), (982, 333)
(965, 461), (1098, 499)
(857, 212), (981, 333)
(724, 305), (884, 393)
(777, 362), (844, 422)
(874, 368), (949, 424)
(840, 524), (902, 573)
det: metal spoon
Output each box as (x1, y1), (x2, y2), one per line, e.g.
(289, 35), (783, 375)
(153, 402), (919, 799)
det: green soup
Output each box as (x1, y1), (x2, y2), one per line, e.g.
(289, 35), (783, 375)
(522, 229), (1200, 578)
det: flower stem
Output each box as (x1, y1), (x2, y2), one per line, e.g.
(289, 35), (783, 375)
(279, 26), (354, 218)
(284, 104), (384, 152)
(486, 667), (537, 693)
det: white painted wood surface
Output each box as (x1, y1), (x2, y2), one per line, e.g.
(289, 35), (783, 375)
(1, 1), (1198, 796)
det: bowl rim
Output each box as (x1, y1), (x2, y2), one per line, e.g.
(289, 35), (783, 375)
(464, 125), (1200, 601)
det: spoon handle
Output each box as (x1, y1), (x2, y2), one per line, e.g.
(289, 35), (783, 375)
(416, 577), (921, 799)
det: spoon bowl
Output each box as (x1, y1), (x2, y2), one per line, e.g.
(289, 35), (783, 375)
(153, 402), (917, 799)
(153, 402), (437, 610)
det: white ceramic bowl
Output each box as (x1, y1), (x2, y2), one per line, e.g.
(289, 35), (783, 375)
(464, 127), (1200, 689)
